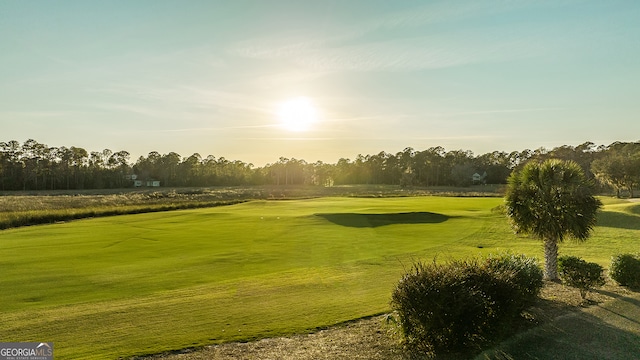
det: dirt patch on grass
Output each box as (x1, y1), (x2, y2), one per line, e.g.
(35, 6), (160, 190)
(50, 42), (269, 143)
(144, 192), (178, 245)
(139, 316), (404, 360)
(140, 282), (636, 360)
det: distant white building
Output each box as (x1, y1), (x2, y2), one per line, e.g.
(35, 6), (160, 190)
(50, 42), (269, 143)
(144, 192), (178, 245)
(129, 175), (160, 187)
(472, 171), (487, 185)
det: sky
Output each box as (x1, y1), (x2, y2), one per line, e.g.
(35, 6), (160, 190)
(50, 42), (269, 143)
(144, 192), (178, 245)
(1, 0), (639, 166)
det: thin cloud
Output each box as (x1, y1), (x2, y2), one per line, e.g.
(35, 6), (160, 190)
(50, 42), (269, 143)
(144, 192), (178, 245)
(230, 0), (524, 58)
(85, 85), (281, 134)
(12, 40), (77, 67)
(92, 84), (272, 116)
(242, 28), (553, 72)
(439, 107), (564, 117)
(229, 0), (571, 72)
(237, 134), (498, 143)
(241, 137), (335, 141)
(0, 110), (83, 118)
(324, 114), (416, 124)
(179, 86), (272, 115)
(154, 124), (280, 133)
(252, 70), (330, 90)
(365, 0), (580, 31)
(89, 103), (167, 118)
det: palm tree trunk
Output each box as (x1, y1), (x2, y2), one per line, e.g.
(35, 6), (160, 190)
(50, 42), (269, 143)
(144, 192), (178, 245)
(544, 237), (559, 280)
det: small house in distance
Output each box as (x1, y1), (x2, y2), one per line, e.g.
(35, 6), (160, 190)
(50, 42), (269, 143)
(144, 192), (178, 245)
(472, 171), (487, 185)
(127, 174), (160, 187)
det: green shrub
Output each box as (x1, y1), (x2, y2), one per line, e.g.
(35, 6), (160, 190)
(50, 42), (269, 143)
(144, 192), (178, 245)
(610, 253), (640, 289)
(557, 256), (605, 299)
(482, 253), (544, 316)
(390, 254), (543, 355)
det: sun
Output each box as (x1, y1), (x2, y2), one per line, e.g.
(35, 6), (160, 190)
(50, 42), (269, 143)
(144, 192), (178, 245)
(277, 96), (318, 132)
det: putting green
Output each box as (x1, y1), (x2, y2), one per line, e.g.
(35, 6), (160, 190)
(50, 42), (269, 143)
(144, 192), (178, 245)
(0, 197), (637, 359)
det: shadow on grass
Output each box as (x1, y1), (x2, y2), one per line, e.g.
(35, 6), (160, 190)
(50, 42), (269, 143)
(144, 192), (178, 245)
(594, 289), (640, 316)
(476, 293), (640, 360)
(315, 212), (449, 228)
(597, 210), (640, 230)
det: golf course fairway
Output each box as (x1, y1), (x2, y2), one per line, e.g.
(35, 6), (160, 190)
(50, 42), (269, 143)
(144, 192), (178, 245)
(1, 196), (638, 359)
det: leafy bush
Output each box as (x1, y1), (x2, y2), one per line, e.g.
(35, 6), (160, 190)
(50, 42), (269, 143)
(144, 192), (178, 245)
(482, 253), (544, 315)
(610, 253), (640, 289)
(390, 254), (543, 355)
(557, 255), (605, 299)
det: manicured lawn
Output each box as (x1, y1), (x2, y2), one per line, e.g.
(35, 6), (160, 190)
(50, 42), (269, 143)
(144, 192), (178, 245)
(0, 196), (638, 359)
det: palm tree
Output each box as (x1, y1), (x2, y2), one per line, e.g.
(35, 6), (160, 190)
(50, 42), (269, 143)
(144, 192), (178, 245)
(505, 159), (601, 280)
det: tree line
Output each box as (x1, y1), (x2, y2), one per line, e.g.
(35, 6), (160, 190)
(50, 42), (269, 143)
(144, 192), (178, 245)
(1, 139), (638, 196)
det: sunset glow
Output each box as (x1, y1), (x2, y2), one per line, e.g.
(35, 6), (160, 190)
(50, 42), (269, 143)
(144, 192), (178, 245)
(277, 97), (318, 132)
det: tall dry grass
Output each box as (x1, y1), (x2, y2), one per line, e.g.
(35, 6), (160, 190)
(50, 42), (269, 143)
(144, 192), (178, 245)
(0, 184), (504, 229)
(0, 189), (247, 229)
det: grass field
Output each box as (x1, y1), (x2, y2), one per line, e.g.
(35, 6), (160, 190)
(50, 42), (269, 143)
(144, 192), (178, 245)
(0, 196), (638, 359)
